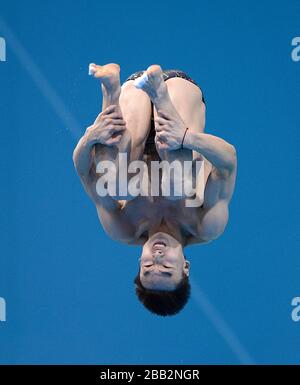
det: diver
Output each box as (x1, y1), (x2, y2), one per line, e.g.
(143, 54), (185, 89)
(73, 64), (237, 316)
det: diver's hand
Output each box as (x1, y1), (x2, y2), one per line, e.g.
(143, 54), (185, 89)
(154, 109), (187, 151)
(86, 104), (127, 146)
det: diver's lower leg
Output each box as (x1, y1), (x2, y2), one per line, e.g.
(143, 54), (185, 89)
(134, 65), (195, 199)
(89, 62), (122, 112)
(119, 80), (152, 161)
(134, 65), (180, 116)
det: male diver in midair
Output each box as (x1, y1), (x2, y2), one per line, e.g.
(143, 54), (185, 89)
(73, 63), (237, 316)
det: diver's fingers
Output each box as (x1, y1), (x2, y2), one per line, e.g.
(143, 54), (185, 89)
(103, 112), (125, 119)
(85, 125), (93, 133)
(101, 105), (118, 115)
(157, 109), (171, 120)
(103, 118), (126, 127)
(155, 116), (169, 125)
(106, 134), (122, 146)
(109, 125), (126, 134)
(156, 131), (167, 142)
(94, 105), (118, 124)
(154, 121), (170, 132)
(154, 124), (164, 132)
(156, 139), (169, 150)
(95, 106), (117, 122)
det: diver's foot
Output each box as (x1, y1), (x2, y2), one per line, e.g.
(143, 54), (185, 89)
(135, 65), (182, 123)
(89, 62), (121, 94)
(135, 64), (168, 103)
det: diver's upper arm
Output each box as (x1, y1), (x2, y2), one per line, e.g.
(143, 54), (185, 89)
(96, 204), (136, 243)
(77, 167), (100, 204)
(199, 200), (229, 241)
(198, 167), (235, 241)
(78, 163), (123, 211)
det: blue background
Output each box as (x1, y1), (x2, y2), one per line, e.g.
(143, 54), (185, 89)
(0, 0), (299, 364)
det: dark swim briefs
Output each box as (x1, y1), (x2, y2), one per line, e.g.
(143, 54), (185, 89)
(124, 69), (205, 104)
(123, 69), (205, 155)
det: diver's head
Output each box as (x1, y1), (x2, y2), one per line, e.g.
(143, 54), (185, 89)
(139, 232), (190, 290)
(134, 232), (191, 316)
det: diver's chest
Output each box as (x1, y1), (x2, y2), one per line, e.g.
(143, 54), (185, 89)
(126, 196), (200, 227)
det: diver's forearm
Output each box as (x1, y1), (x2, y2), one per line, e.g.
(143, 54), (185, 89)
(184, 131), (236, 172)
(73, 135), (95, 177)
(73, 136), (121, 210)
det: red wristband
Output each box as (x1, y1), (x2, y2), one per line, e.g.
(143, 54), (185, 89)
(181, 127), (189, 149)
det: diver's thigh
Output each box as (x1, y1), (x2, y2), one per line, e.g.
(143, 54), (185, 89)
(153, 77), (206, 161)
(119, 80), (152, 159)
(159, 77), (205, 132)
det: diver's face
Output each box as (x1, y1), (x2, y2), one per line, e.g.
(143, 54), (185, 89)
(139, 232), (190, 291)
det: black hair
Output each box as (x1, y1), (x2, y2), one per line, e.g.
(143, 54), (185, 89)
(134, 271), (191, 316)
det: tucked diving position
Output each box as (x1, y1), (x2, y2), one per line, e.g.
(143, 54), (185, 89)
(73, 63), (237, 316)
